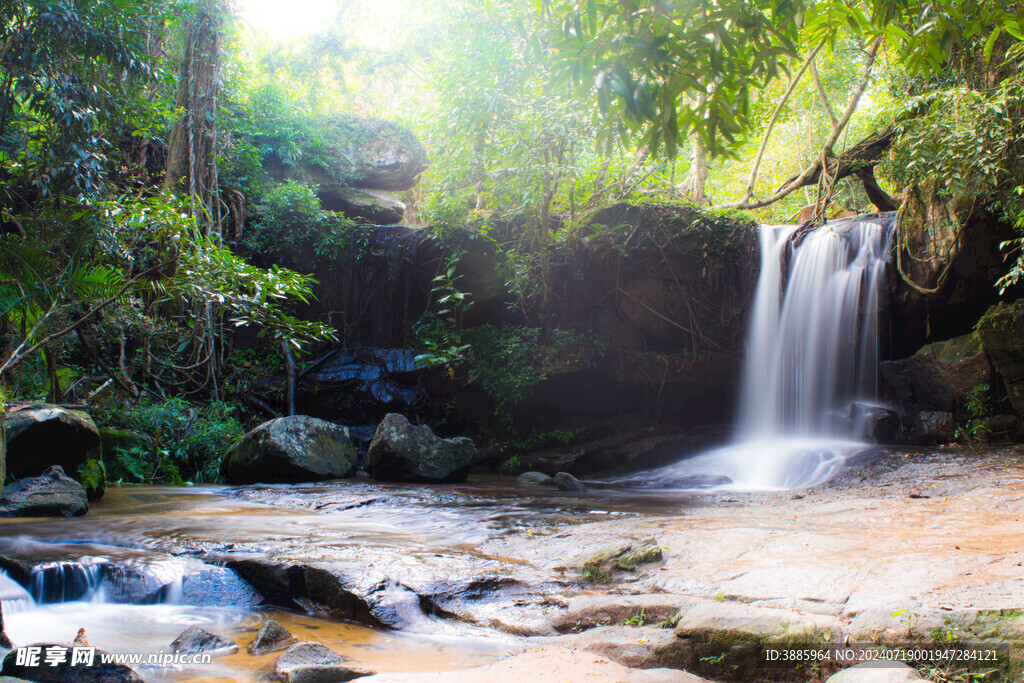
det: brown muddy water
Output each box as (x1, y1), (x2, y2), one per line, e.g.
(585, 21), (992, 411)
(0, 477), (692, 681)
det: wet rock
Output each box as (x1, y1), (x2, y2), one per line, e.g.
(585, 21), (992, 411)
(825, 661), (924, 682)
(178, 563), (263, 607)
(275, 641), (375, 683)
(577, 539), (662, 584)
(223, 558), (396, 629)
(248, 619), (296, 656)
(827, 402), (899, 443)
(170, 625), (238, 657)
(553, 472), (586, 492)
(4, 403), (104, 500)
(1, 642), (144, 682)
(520, 425), (730, 477)
(225, 416), (357, 484)
(516, 471), (555, 486)
(881, 331), (992, 443)
(905, 410), (957, 444)
(0, 466), (88, 517)
(365, 414), (475, 483)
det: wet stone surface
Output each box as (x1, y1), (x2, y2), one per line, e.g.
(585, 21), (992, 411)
(0, 447), (1021, 680)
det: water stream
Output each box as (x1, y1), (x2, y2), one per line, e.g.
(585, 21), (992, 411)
(0, 482), (682, 681)
(622, 215), (896, 490)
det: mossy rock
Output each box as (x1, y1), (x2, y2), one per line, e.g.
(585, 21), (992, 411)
(4, 403), (102, 497)
(581, 539), (663, 584)
(225, 416), (358, 484)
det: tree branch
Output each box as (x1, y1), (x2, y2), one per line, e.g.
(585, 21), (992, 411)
(718, 35), (884, 211)
(740, 39), (827, 204)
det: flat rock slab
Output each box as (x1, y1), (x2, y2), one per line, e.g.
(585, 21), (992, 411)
(356, 647), (707, 682)
(532, 625), (680, 669)
(673, 600), (842, 640)
(481, 448), (1024, 645)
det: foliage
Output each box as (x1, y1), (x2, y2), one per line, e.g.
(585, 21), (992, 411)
(99, 397), (243, 484)
(544, 0), (1024, 163)
(541, 0), (805, 158)
(0, 0), (181, 198)
(414, 317), (604, 414)
(243, 180), (366, 271)
(954, 383), (993, 443)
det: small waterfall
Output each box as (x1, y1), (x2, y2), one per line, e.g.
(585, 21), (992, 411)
(29, 561), (106, 604)
(0, 570), (35, 613)
(629, 215), (895, 490)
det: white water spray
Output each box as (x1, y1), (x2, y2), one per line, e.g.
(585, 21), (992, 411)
(629, 215), (895, 490)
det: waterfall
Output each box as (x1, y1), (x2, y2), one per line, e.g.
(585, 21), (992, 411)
(627, 214), (895, 490)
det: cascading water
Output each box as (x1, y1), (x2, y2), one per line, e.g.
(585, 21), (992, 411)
(628, 214), (895, 490)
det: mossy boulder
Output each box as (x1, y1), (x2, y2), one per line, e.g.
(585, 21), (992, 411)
(365, 413), (476, 483)
(978, 299), (1024, 418)
(580, 539), (664, 584)
(880, 330), (993, 443)
(224, 416), (358, 484)
(262, 115), (427, 224)
(4, 403), (104, 499)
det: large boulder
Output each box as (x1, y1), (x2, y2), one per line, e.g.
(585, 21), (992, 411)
(977, 299), (1024, 418)
(0, 466), (88, 517)
(880, 331), (993, 443)
(4, 403), (104, 500)
(365, 414), (476, 483)
(263, 115), (427, 224)
(224, 416), (357, 484)
(323, 189), (406, 224)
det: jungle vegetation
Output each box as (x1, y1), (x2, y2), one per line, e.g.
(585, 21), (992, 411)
(0, 0), (1021, 481)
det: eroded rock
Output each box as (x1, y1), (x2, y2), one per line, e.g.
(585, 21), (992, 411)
(365, 414), (475, 483)
(248, 619), (296, 656)
(516, 471), (555, 486)
(225, 416), (357, 484)
(553, 472), (586, 492)
(169, 625), (238, 657)
(0, 466), (88, 518)
(275, 641), (374, 683)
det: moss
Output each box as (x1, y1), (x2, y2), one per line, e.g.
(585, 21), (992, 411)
(581, 539), (663, 584)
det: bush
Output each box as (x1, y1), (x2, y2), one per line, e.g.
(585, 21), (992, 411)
(98, 398), (244, 484)
(243, 181), (365, 271)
